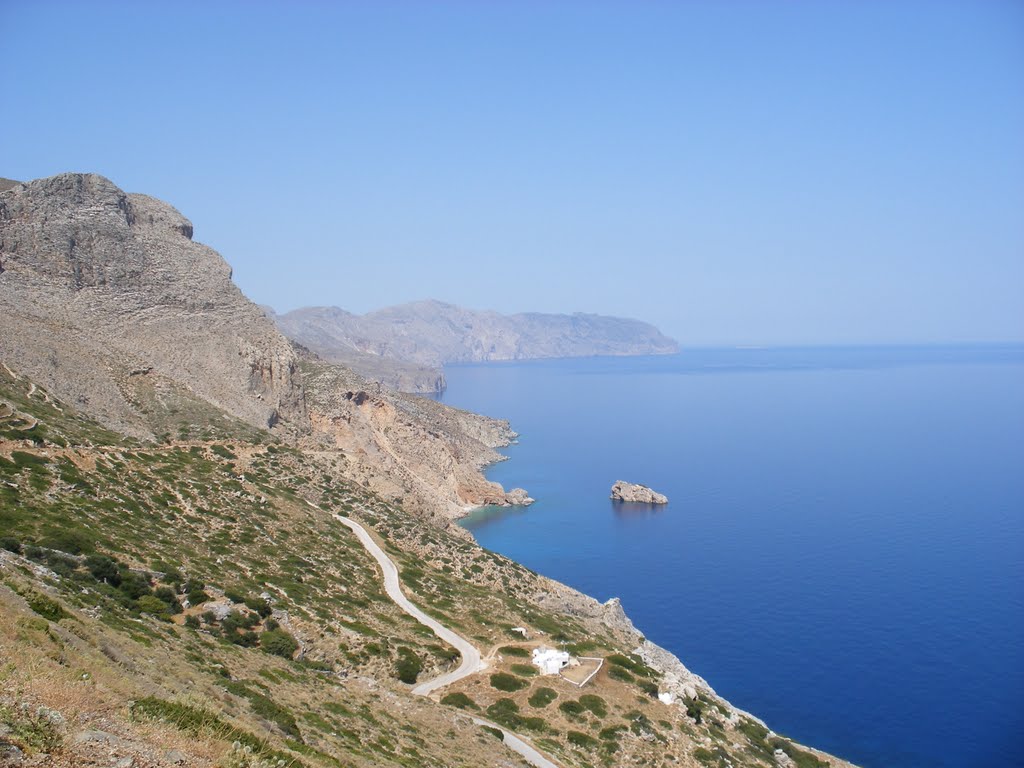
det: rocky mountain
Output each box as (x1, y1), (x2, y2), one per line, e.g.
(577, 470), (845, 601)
(273, 301), (678, 390)
(0, 173), (524, 518)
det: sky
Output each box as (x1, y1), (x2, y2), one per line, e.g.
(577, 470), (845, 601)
(2, 0), (1022, 345)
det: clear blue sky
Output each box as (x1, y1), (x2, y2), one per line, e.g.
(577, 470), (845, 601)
(3, 0), (1022, 344)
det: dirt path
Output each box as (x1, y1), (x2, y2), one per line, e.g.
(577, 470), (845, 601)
(328, 509), (562, 768)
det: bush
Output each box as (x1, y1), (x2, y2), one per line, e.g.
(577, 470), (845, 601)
(481, 725), (504, 741)
(1, 536), (21, 554)
(136, 595), (172, 616)
(559, 700), (585, 718)
(0, 701), (63, 752)
(118, 572), (152, 599)
(510, 663), (537, 677)
(26, 592), (65, 622)
(225, 589), (246, 604)
(396, 648), (423, 684)
(639, 680), (659, 698)
(244, 595), (272, 618)
(499, 645), (530, 657)
(261, 629), (299, 659)
(528, 687), (557, 708)
(440, 692), (478, 710)
(184, 615), (201, 629)
(490, 673), (527, 692)
(607, 665), (634, 683)
(85, 554), (121, 585)
(153, 586), (183, 614)
(567, 731), (599, 749)
(579, 695), (608, 718)
(187, 589), (211, 606)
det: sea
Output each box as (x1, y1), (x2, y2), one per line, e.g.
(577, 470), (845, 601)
(434, 345), (1024, 768)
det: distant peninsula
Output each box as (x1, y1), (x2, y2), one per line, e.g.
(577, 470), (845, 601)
(271, 300), (678, 393)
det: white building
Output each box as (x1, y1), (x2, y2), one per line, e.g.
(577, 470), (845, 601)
(532, 646), (571, 675)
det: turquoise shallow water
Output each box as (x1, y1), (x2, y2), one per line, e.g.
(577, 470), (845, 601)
(437, 346), (1024, 768)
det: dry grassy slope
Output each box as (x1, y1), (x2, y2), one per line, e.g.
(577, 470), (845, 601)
(0, 366), (855, 768)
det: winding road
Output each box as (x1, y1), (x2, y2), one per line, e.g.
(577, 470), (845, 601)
(330, 511), (562, 768)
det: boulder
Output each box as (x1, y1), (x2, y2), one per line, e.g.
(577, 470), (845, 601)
(610, 480), (668, 504)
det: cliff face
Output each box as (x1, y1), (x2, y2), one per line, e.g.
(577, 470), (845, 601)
(275, 299), (679, 374)
(0, 174), (304, 439)
(0, 173), (519, 516)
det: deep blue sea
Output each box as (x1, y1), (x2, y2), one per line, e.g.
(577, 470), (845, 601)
(437, 345), (1024, 768)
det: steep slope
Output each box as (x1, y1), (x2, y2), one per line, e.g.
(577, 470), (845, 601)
(0, 368), (856, 768)
(0, 173), (524, 517)
(274, 300), (679, 379)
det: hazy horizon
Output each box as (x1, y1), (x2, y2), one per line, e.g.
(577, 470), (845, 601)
(4, 1), (1022, 346)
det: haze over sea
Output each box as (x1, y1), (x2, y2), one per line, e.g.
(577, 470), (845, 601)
(438, 345), (1024, 768)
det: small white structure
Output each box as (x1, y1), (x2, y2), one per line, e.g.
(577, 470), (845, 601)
(510, 627), (530, 639)
(532, 646), (571, 675)
(658, 691), (676, 706)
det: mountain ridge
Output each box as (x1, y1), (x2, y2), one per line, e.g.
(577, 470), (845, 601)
(272, 300), (678, 391)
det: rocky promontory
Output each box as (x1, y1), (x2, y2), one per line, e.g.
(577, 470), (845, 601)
(610, 480), (669, 504)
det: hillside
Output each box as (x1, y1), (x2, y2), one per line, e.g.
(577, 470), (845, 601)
(0, 368), (852, 768)
(1, 173), (855, 768)
(272, 302), (678, 390)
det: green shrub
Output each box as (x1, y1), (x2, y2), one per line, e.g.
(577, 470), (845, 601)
(395, 648), (423, 684)
(686, 698), (705, 724)
(439, 692), (478, 710)
(605, 653), (654, 677)
(136, 595), (172, 616)
(26, 592), (65, 622)
(608, 665), (634, 683)
(225, 589), (246, 604)
(244, 595), (273, 618)
(528, 687), (557, 708)
(510, 663), (537, 677)
(85, 554), (121, 585)
(567, 731), (599, 749)
(118, 572), (152, 599)
(0, 701), (63, 752)
(639, 680), (659, 697)
(129, 697), (297, 766)
(490, 673), (527, 692)
(247, 693), (300, 739)
(1, 536), (21, 554)
(184, 615), (201, 629)
(211, 444), (237, 460)
(579, 694), (608, 718)
(769, 738), (829, 768)
(481, 725), (504, 741)
(187, 589), (211, 606)
(499, 645), (530, 657)
(153, 586), (183, 614)
(261, 629), (299, 659)
(559, 700), (585, 718)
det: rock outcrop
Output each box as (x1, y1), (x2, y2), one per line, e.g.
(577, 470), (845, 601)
(610, 480), (668, 504)
(273, 300), (679, 390)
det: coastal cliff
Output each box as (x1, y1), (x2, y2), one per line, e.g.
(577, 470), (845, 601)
(0, 174), (856, 768)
